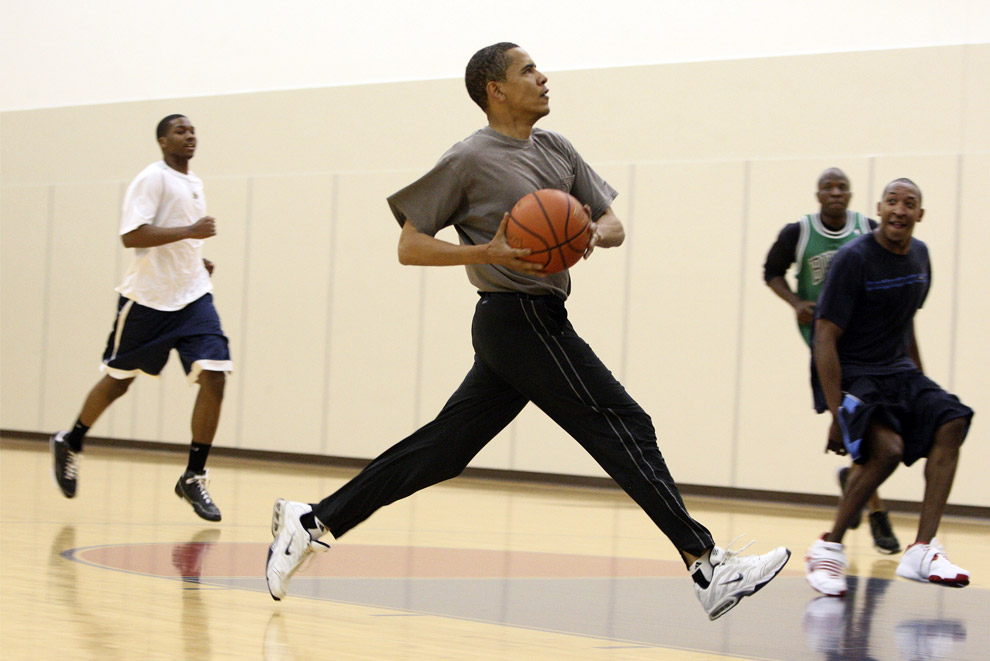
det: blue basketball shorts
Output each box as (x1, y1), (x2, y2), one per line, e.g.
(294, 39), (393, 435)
(100, 294), (232, 384)
(837, 370), (973, 466)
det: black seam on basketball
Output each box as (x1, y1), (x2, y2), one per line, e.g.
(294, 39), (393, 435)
(531, 193), (563, 246)
(507, 213), (552, 250)
(553, 196), (572, 270)
(534, 191), (572, 271)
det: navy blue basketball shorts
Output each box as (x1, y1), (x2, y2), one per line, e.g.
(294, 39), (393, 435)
(100, 294), (232, 384)
(837, 370), (973, 466)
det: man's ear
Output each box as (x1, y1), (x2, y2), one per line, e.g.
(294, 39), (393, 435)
(486, 80), (504, 104)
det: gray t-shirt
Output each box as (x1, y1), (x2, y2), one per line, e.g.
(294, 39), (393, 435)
(387, 126), (618, 299)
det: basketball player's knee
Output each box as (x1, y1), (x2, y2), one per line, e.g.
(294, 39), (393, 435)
(432, 448), (474, 482)
(870, 434), (903, 469)
(936, 417), (968, 451)
(198, 370), (226, 398)
(109, 377), (135, 398)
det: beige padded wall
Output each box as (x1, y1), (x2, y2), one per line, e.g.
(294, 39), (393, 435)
(947, 152), (990, 507)
(1, 186), (50, 429)
(2, 45), (987, 506)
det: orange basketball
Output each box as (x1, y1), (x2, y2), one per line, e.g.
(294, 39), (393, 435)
(505, 189), (591, 274)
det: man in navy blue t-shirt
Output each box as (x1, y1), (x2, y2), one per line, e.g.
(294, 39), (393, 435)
(804, 178), (974, 597)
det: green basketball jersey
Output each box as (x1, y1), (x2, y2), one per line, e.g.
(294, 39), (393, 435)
(794, 210), (872, 345)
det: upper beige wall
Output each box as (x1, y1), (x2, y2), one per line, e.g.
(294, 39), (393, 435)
(3, 45), (988, 506)
(6, 45), (986, 183)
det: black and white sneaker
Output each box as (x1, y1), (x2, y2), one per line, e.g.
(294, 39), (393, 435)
(868, 510), (901, 554)
(50, 431), (80, 498)
(266, 498), (329, 600)
(694, 538), (791, 620)
(175, 469), (222, 522)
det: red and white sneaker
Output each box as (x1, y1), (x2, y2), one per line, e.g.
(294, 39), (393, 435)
(896, 539), (970, 587)
(805, 535), (848, 597)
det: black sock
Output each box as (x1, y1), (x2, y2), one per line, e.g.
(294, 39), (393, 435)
(690, 549), (715, 588)
(64, 420), (89, 452)
(299, 510), (328, 539)
(186, 442), (211, 474)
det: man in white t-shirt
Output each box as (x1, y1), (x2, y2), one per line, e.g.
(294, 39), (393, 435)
(50, 114), (232, 522)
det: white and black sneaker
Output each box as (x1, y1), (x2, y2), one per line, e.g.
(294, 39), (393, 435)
(693, 538), (791, 620)
(50, 431), (80, 498)
(266, 498), (329, 601)
(175, 469), (222, 522)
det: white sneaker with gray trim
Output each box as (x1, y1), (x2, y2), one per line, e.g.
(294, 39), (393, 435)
(693, 538), (791, 620)
(266, 498), (329, 601)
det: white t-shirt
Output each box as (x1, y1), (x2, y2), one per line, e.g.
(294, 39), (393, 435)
(115, 161), (212, 311)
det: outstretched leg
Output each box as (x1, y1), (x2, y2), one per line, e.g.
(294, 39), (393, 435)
(51, 375), (134, 498)
(312, 358), (526, 537)
(78, 375), (136, 431)
(266, 358), (527, 601)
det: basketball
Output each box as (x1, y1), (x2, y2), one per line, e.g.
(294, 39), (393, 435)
(506, 189), (592, 274)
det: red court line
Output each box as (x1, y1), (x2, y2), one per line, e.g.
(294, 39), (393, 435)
(73, 543), (689, 579)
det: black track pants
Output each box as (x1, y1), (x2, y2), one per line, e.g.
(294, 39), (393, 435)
(314, 292), (713, 557)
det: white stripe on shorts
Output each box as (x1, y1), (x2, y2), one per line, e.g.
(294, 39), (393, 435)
(108, 298), (136, 363)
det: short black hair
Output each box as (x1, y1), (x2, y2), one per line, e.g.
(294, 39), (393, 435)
(882, 177), (923, 203)
(465, 42), (519, 111)
(156, 114), (187, 139)
(817, 167), (849, 189)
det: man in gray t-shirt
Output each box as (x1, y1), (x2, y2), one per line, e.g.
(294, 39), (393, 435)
(387, 124), (617, 298)
(266, 42), (791, 621)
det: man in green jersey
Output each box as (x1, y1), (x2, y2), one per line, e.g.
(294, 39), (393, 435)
(763, 167), (900, 554)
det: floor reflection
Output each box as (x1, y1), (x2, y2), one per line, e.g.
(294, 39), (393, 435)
(171, 528), (222, 583)
(803, 576), (967, 660)
(263, 613), (292, 661)
(47, 525), (116, 655)
(171, 529), (221, 660)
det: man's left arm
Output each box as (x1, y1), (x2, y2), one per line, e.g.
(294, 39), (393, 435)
(584, 207), (624, 258)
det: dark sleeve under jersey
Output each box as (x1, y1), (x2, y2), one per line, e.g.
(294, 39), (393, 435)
(763, 222), (801, 283)
(815, 245), (864, 330)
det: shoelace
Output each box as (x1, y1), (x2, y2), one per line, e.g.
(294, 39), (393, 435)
(186, 472), (214, 504)
(297, 541), (329, 572)
(62, 449), (80, 479)
(719, 535), (756, 565)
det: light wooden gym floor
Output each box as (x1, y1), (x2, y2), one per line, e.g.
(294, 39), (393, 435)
(1, 436), (987, 660)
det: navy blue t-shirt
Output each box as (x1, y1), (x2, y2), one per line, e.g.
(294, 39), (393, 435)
(814, 233), (930, 379)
